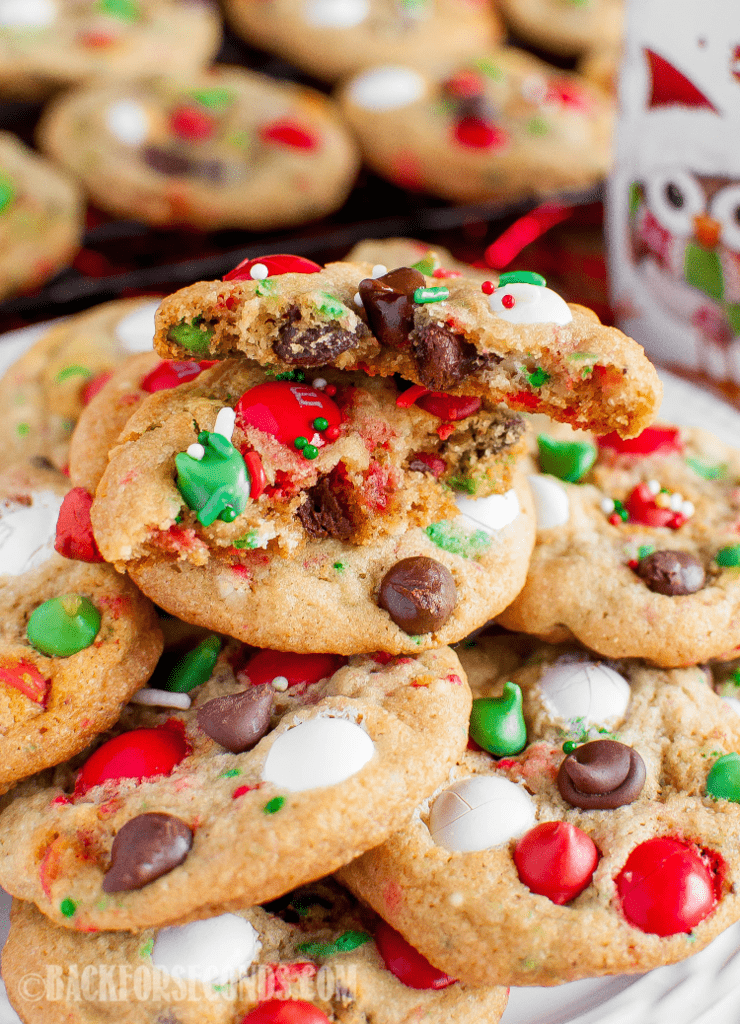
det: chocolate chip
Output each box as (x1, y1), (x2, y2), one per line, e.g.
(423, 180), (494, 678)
(635, 550), (706, 596)
(274, 305), (360, 365)
(557, 740), (645, 810)
(297, 477), (352, 541)
(379, 556), (457, 634)
(30, 456), (56, 471)
(411, 322), (481, 390)
(197, 685), (274, 753)
(102, 813), (192, 893)
(142, 146), (195, 176)
(359, 268), (425, 349)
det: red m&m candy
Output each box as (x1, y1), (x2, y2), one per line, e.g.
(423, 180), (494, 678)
(141, 360), (215, 394)
(241, 1001), (330, 1024)
(415, 393), (481, 422)
(235, 382), (341, 450)
(374, 920), (456, 990)
(55, 488), (103, 563)
(616, 837), (718, 936)
(598, 426), (683, 457)
(242, 650), (343, 689)
(76, 728), (188, 796)
(454, 117), (509, 150)
(224, 255), (322, 282)
(259, 120), (318, 151)
(170, 105), (215, 141)
(514, 821), (599, 905)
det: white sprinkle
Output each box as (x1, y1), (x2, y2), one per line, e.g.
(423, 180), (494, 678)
(312, 377), (327, 390)
(669, 492), (684, 511)
(600, 497), (615, 514)
(214, 407), (236, 442)
(354, 292), (363, 306)
(130, 689), (191, 710)
(250, 263), (269, 280)
(271, 675), (289, 691)
(372, 264), (387, 278)
(682, 500), (695, 517)
(647, 479), (661, 495)
(187, 443), (205, 461)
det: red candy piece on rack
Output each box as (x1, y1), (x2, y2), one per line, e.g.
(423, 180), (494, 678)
(76, 728), (188, 796)
(375, 920), (456, 990)
(141, 360), (215, 394)
(55, 487), (104, 563)
(514, 821), (599, 905)
(415, 393), (482, 421)
(624, 483), (683, 529)
(0, 661), (50, 705)
(224, 254), (323, 282)
(598, 426), (683, 457)
(259, 120), (318, 150)
(235, 381), (341, 449)
(241, 1002), (331, 1024)
(616, 837), (718, 935)
(454, 117), (509, 150)
(170, 105), (215, 141)
(243, 650), (342, 688)
(81, 371), (112, 405)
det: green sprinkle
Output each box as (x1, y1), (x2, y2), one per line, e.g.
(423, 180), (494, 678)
(537, 435), (596, 482)
(303, 444), (319, 460)
(499, 270), (547, 288)
(139, 938), (154, 958)
(313, 417), (329, 431)
(97, 0), (140, 18)
(686, 457), (727, 480)
(316, 292), (347, 318)
(55, 365), (92, 384)
(60, 899), (77, 918)
(562, 740), (578, 753)
(475, 58), (504, 80)
(271, 368), (305, 382)
(220, 768), (241, 779)
(264, 796), (285, 814)
(717, 545), (740, 568)
(425, 520), (491, 559)
(568, 351), (598, 361)
(294, 436), (308, 450)
(527, 116), (549, 136)
(581, 366), (594, 378)
(0, 173), (15, 214)
(333, 562), (345, 572)
(410, 254), (438, 275)
(628, 180), (642, 220)
(228, 130), (251, 149)
(637, 543), (655, 560)
(233, 530), (258, 550)
(167, 634), (222, 693)
(190, 87), (234, 109)
(298, 931), (371, 957)
(527, 367), (550, 388)
(413, 286), (449, 304)
(16, 423), (29, 437)
(168, 317), (214, 354)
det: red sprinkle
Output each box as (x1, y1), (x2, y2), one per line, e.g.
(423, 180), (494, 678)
(481, 280), (496, 295)
(409, 452), (446, 478)
(510, 390), (541, 410)
(243, 450), (266, 500)
(502, 293), (516, 309)
(259, 120), (318, 151)
(374, 921), (456, 990)
(454, 117), (509, 150)
(232, 784), (259, 799)
(396, 384), (430, 408)
(324, 425), (340, 441)
(170, 105), (215, 141)
(55, 488), (104, 563)
(324, 384), (337, 397)
(224, 254), (322, 282)
(432, 268), (462, 279)
(443, 70), (485, 98)
(514, 821), (599, 905)
(0, 661), (50, 705)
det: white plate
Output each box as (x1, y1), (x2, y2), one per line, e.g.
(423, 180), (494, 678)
(2, 320), (740, 1023)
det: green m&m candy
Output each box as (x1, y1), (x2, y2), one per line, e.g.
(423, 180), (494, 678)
(469, 681), (527, 756)
(537, 435), (597, 483)
(707, 752), (740, 802)
(166, 634), (222, 693)
(716, 545), (740, 568)
(27, 594), (101, 657)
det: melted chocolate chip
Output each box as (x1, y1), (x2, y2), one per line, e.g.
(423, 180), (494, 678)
(274, 305), (360, 365)
(557, 740), (646, 810)
(197, 685), (274, 753)
(359, 268), (425, 349)
(635, 550), (706, 596)
(297, 478), (352, 541)
(411, 322), (482, 390)
(379, 556), (457, 634)
(142, 146), (195, 176)
(102, 813), (192, 893)
(30, 456), (56, 471)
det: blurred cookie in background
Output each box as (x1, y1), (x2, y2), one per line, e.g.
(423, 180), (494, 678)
(496, 0), (623, 60)
(347, 236), (492, 285)
(38, 67), (361, 229)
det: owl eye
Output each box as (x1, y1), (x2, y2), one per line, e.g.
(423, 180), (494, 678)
(709, 184), (740, 251)
(645, 169), (705, 236)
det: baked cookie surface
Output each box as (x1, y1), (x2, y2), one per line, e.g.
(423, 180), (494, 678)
(0, 460), (163, 794)
(498, 0), (623, 58)
(339, 634), (740, 986)
(0, 297), (162, 474)
(499, 422), (740, 666)
(0, 0), (221, 99)
(0, 644), (471, 931)
(337, 49), (614, 205)
(153, 258), (661, 438)
(0, 131), (82, 302)
(3, 880), (509, 1024)
(38, 68), (360, 230)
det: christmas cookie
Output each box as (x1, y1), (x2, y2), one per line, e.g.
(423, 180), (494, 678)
(347, 236), (492, 286)
(0, 0), (221, 100)
(0, 297), (162, 475)
(0, 643), (471, 930)
(3, 880), (509, 1024)
(0, 460), (162, 794)
(153, 256), (661, 438)
(336, 49), (614, 205)
(37, 68), (360, 230)
(499, 421), (740, 666)
(0, 131), (82, 302)
(339, 634), (740, 986)
(223, 0), (503, 85)
(497, 0), (623, 59)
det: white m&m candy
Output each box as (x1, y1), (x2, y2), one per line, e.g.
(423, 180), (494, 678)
(489, 283), (572, 326)
(539, 659), (630, 727)
(0, 490), (63, 577)
(115, 300), (161, 354)
(429, 776), (536, 853)
(304, 0), (369, 28)
(527, 474), (570, 530)
(261, 717), (374, 792)
(152, 914), (261, 984)
(454, 489), (520, 535)
(105, 100), (150, 147)
(346, 67), (426, 111)
(0, 0), (56, 27)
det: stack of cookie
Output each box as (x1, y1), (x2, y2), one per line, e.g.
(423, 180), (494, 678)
(0, 249), (690, 1023)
